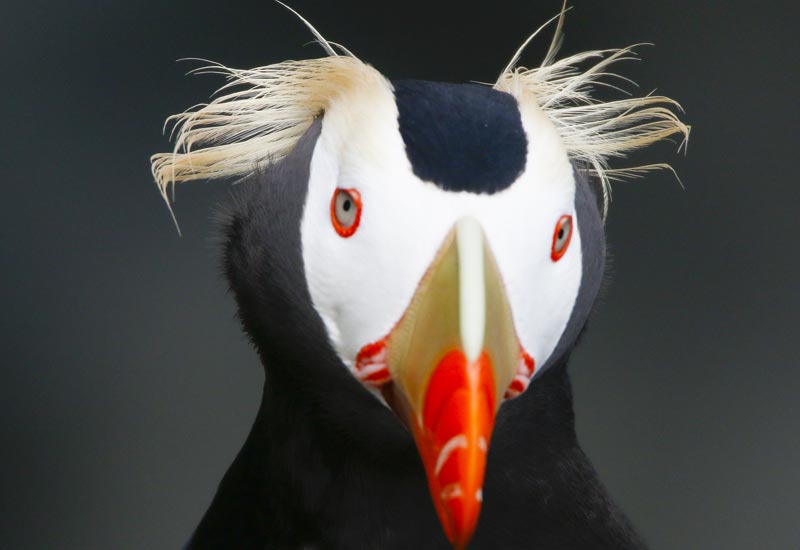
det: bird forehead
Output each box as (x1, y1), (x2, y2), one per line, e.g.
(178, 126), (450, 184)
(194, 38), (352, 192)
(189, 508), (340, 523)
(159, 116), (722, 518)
(392, 80), (528, 194)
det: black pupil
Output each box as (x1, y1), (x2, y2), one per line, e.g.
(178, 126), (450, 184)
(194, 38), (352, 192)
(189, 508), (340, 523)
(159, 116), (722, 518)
(342, 198), (351, 212)
(558, 228), (565, 240)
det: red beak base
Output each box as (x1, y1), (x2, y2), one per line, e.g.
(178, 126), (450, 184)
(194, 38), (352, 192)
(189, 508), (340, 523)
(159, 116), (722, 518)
(408, 350), (496, 549)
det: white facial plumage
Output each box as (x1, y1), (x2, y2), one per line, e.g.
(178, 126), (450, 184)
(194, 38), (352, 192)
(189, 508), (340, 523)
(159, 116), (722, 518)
(300, 79), (583, 389)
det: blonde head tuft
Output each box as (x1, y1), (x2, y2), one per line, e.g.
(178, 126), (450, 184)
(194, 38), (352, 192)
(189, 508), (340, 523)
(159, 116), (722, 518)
(151, 56), (385, 206)
(495, 4), (690, 219)
(151, 4), (689, 225)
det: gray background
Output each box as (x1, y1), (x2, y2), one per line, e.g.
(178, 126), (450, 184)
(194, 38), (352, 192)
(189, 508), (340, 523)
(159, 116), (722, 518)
(1, 1), (797, 548)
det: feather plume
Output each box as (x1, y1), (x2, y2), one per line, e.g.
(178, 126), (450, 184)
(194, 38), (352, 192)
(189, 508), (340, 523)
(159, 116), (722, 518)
(152, 3), (689, 225)
(495, 4), (690, 218)
(151, 57), (383, 203)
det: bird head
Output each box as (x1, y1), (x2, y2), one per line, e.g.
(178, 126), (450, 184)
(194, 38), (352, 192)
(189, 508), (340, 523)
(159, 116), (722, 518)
(299, 77), (599, 547)
(151, 9), (687, 548)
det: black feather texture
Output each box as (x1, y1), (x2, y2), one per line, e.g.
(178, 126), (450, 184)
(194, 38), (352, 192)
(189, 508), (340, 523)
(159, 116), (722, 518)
(393, 80), (528, 194)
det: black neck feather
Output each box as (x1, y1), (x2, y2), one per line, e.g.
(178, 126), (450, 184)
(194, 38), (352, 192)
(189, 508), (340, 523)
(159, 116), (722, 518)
(188, 355), (646, 550)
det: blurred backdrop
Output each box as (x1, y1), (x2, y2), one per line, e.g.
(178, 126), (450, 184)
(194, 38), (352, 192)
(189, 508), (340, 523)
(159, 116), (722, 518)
(1, 1), (798, 548)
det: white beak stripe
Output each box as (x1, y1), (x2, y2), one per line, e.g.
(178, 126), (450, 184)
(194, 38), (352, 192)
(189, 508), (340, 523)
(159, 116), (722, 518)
(456, 217), (486, 363)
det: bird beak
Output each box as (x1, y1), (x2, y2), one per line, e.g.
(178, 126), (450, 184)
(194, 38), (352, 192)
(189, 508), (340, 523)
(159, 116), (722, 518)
(357, 217), (525, 548)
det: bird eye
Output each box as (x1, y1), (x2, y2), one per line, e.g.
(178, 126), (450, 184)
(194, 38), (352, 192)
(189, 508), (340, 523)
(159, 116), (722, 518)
(551, 215), (573, 261)
(330, 188), (362, 238)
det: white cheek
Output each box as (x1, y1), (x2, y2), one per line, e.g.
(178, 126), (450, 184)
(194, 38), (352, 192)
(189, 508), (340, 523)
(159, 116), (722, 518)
(493, 97), (583, 370)
(302, 98), (583, 375)
(301, 139), (351, 364)
(302, 133), (465, 366)
(479, 168), (582, 371)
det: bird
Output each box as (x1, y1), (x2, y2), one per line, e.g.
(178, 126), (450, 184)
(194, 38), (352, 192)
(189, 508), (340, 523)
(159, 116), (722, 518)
(151, 5), (689, 549)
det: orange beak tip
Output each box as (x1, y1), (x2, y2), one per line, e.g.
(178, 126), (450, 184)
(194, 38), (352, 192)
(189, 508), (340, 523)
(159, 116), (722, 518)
(412, 350), (496, 549)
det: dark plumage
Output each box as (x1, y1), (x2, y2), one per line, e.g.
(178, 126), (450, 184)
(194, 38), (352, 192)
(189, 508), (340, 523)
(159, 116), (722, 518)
(393, 80), (528, 195)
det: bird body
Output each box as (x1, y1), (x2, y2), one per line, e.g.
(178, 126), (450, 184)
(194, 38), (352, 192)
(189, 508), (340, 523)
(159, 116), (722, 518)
(151, 7), (688, 549)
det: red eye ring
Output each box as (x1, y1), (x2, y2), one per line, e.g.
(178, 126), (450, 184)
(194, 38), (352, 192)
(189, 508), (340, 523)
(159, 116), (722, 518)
(551, 215), (573, 262)
(330, 188), (362, 238)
